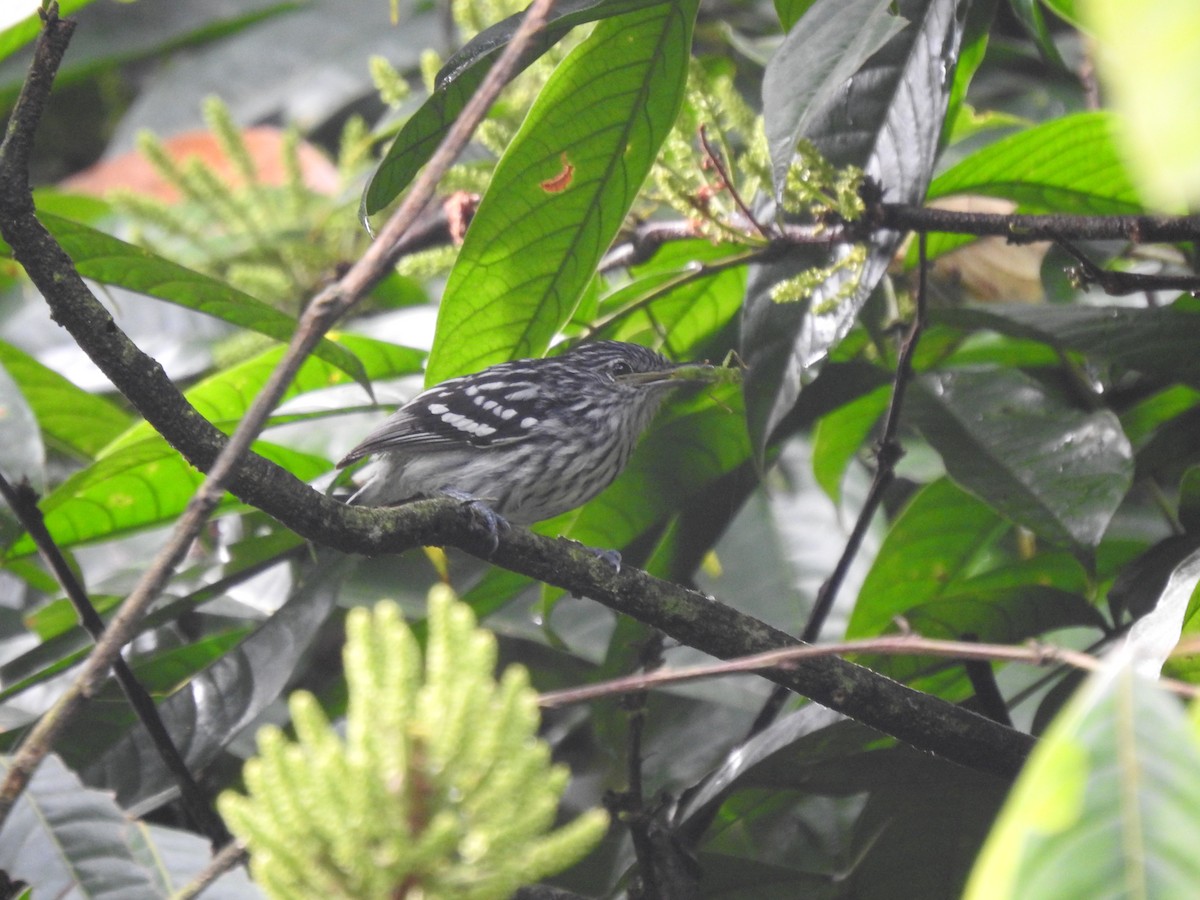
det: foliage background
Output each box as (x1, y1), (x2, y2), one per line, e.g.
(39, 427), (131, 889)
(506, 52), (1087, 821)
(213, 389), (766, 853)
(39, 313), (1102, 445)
(2, 0), (1200, 897)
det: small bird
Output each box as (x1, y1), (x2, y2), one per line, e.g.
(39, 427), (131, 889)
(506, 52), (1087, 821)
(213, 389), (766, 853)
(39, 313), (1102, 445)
(337, 341), (711, 526)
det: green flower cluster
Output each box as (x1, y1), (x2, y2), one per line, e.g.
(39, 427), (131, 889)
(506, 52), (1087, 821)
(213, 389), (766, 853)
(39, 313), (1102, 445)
(219, 588), (608, 899)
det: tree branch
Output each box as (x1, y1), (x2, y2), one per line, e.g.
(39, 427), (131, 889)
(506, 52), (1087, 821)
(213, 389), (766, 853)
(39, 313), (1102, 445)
(0, 3), (1036, 832)
(873, 202), (1200, 245)
(0, 0), (559, 827)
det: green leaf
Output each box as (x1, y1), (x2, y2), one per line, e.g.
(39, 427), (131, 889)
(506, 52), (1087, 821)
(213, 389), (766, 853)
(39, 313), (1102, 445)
(1009, 0), (1067, 68)
(762, 0), (907, 195)
(907, 369), (1133, 548)
(361, 0), (672, 215)
(1120, 385), (1200, 445)
(597, 240), (748, 354)
(5, 334), (421, 556)
(876, 584), (1103, 685)
(106, 333), (424, 454)
(934, 303), (1200, 384)
(38, 212), (371, 392)
(425, 0), (698, 383)
(773, 0), (819, 30)
(965, 664), (1200, 899)
(927, 111), (1142, 213)
(0, 1), (101, 65)
(26, 594), (124, 642)
(847, 478), (1008, 638)
(1162, 561), (1200, 683)
(0, 353), (44, 488)
(811, 384), (888, 503)
(940, 0), (997, 148)
(5, 437), (329, 557)
(0, 339), (130, 459)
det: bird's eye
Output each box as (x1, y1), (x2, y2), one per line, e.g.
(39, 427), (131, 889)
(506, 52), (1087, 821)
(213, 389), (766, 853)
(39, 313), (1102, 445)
(608, 360), (633, 377)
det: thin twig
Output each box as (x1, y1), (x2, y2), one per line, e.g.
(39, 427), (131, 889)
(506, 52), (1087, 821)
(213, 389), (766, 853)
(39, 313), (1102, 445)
(874, 202), (1200, 245)
(582, 247), (768, 339)
(744, 232), (932, 738)
(169, 840), (248, 900)
(804, 230), (930, 642)
(697, 124), (772, 240)
(1057, 238), (1200, 295)
(538, 633), (1200, 708)
(0, 471), (227, 845)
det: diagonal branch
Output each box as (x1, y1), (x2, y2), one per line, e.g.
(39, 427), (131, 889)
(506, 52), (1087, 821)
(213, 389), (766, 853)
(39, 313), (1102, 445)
(0, 0), (559, 828)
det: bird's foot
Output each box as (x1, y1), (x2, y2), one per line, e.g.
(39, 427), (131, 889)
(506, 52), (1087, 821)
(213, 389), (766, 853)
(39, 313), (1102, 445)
(439, 488), (509, 555)
(567, 539), (621, 573)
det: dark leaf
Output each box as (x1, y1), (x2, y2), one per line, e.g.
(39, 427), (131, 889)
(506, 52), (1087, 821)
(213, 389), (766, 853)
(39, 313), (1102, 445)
(743, 0), (965, 455)
(907, 368), (1132, 548)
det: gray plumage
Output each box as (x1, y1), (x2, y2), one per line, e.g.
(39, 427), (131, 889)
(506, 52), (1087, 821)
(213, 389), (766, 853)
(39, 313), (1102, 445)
(338, 341), (701, 524)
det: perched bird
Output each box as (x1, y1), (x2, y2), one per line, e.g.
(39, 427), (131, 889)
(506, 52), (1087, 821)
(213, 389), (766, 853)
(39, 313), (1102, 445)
(338, 341), (711, 526)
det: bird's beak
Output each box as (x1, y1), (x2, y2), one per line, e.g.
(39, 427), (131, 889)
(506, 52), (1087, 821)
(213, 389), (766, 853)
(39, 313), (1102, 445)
(616, 363), (727, 387)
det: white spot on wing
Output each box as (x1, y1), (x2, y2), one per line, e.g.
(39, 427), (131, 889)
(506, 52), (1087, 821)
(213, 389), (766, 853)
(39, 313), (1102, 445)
(520, 416), (538, 428)
(427, 403), (448, 415)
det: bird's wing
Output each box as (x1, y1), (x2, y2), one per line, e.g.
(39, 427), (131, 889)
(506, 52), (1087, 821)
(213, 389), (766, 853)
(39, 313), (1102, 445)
(337, 374), (558, 467)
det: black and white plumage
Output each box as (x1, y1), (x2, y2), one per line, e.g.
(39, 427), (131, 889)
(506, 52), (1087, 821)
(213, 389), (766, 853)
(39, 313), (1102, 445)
(338, 341), (704, 524)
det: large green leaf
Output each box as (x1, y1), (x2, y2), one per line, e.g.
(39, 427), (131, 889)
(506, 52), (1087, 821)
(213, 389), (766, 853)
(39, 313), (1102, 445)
(361, 0), (672, 215)
(907, 369), (1133, 548)
(37, 212), (370, 391)
(0, 339), (130, 459)
(106, 333), (424, 454)
(742, 0), (963, 456)
(875, 583), (1103, 685)
(927, 111), (1142, 213)
(847, 478), (1009, 638)
(425, 0), (698, 383)
(5, 334), (421, 556)
(966, 663), (1200, 899)
(5, 436), (328, 556)
(811, 383), (889, 503)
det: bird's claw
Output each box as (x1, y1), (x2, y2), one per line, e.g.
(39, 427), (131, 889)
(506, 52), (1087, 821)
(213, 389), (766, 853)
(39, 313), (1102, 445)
(566, 539), (621, 573)
(592, 548), (622, 573)
(439, 488), (509, 555)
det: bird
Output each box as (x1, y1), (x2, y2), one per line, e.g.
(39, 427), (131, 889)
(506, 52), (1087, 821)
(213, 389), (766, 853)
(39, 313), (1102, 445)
(337, 340), (712, 529)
